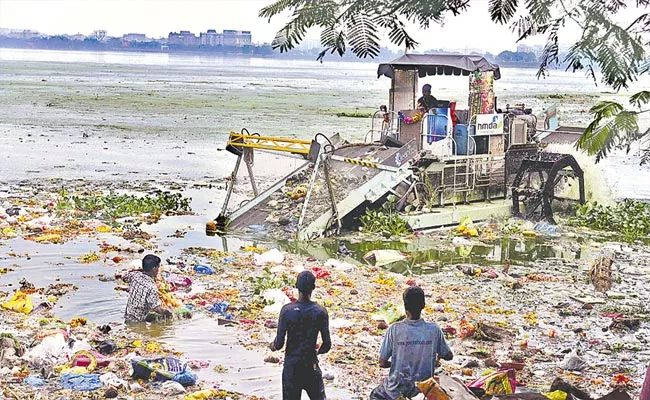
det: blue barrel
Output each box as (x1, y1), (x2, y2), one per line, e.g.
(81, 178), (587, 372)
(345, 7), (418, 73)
(453, 124), (472, 155)
(427, 108), (449, 144)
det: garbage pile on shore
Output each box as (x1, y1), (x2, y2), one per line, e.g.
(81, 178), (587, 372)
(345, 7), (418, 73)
(1, 182), (650, 399)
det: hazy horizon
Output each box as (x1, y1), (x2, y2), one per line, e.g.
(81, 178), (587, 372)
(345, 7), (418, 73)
(0, 0), (644, 53)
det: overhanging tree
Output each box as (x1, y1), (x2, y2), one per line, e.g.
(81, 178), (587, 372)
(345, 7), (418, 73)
(260, 0), (650, 163)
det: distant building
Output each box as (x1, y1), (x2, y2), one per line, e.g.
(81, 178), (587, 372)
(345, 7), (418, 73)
(67, 33), (86, 41)
(168, 31), (199, 46)
(200, 29), (223, 46)
(3, 29), (43, 39)
(123, 33), (147, 42)
(223, 30), (251, 46)
(92, 30), (107, 42)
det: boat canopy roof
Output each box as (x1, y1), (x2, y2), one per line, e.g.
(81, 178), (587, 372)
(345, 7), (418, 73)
(377, 54), (501, 80)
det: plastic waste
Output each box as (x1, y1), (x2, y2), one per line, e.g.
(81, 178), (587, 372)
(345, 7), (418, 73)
(416, 377), (450, 400)
(324, 259), (355, 272)
(534, 222), (560, 236)
(185, 390), (228, 400)
(164, 272), (192, 288)
(311, 267), (330, 279)
(162, 380), (187, 395)
(457, 216), (478, 237)
(193, 264), (215, 275)
(248, 224), (267, 232)
(371, 304), (404, 324)
(254, 248), (285, 266)
(363, 250), (407, 267)
(208, 302), (232, 319)
(559, 351), (588, 371)
(24, 333), (68, 367)
(543, 391), (568, 400)
(1, 290), (34, 314)
(468, 369), (517, 395)
(97, 340), (117, 355)
(262, 289), (290, 314)
(131, 357), (197, 386)
(99, 372), (128, 389)
(24, 375), (46, 386)
(60, 373), (103, 391)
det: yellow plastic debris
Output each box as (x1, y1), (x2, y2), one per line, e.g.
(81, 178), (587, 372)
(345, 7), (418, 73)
(523, 230), (537, 238)
(543, 391), (568, 400)
(33, 233), (63, 243)
(70, 317), (87, 328)
(96, 225), (111, 233)
(457, 216), (478, 237)
(184, 389), (230, 400)
(1, 291), (34, 314)
(2, 227), (17, 238)
(416, 377), (450, 400)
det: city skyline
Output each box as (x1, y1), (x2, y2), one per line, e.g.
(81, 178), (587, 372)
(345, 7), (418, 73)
(0, 0), (643, 53)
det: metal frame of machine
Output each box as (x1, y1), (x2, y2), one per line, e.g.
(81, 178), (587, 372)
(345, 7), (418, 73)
(215, 54), (587, 239)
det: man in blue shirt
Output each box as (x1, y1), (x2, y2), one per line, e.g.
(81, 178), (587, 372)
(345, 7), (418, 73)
(270, 270), (331, 400)
(370, 286), (453, 399)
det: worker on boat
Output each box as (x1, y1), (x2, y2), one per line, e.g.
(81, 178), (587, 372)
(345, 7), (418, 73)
(269, 270), (332, 400)
(417, 84), (438, 112)
(370, 286), (453, 400)
(121, 254), (173, 323)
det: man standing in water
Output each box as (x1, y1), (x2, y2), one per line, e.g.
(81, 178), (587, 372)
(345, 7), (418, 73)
(123, 254), (172, 323)
(370, 286), (453, 399)
(270, 270), (332, 400)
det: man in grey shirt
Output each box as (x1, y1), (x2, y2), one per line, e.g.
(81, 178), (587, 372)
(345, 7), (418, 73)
(370, 286), (453, 399)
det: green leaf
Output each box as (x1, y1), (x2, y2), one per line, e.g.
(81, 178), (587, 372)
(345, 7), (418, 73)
(489, 0), (519, 24)
(346, 13), (380, 58)
(630, 91), (650, 109)
(576, 103), (639, 162)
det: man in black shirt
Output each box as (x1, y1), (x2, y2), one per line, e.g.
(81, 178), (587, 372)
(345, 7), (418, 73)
(417, 84), (437, 112)
(270, 270), (331, 400)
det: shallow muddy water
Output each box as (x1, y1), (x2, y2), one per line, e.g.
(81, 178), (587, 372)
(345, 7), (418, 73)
(1, 48), (650, 398)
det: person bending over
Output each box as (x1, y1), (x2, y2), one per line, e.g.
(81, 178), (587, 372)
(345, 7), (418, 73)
(370, 286), (453, 399)
(270, 270), (332, 400)
(123, 254), (172, 323)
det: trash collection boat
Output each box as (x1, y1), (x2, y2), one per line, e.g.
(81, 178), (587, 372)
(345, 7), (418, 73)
(213, 54), (586, 239)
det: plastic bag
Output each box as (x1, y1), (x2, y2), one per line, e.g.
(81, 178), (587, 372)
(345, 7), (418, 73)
(543, 391), (568, 400)
(311, 267), (330, 279)
(457, 216), (478, 237)
(262, 289), (290, 314)
(363, 250), (407, 267)
(131, 357), (197, 386)
(2, 291), (33, 314)
(60, 373), (102, 391)
(468, 369), (516, 395)
(254, 248), (285, 266)
(193, 265), (215, 275)
(416, 377), (450, 400)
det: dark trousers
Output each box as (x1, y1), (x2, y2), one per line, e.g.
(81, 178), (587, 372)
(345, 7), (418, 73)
(282, 360), (326, 400)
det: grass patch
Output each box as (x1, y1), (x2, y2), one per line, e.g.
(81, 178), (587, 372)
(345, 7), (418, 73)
(568, 200), (650, 239)
(359, 196), (409, 237)
(56, 189), (192, 224)
(336, 111), (372, 118)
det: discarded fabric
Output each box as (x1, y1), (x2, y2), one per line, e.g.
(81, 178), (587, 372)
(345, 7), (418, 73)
(60, 373), (102, 391)
(193, 265), (215, 275)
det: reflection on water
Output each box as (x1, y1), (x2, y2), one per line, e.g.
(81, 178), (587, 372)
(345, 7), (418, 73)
(276, 235), (586, 275)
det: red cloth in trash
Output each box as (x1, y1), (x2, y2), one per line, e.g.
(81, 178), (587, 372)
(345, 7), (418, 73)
(71, 351), (110, 368)
(311, 267), (330, 279)
(641, 365), (650, 400)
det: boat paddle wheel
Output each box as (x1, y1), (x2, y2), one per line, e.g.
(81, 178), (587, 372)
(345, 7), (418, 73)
(511, 152), (586, 224)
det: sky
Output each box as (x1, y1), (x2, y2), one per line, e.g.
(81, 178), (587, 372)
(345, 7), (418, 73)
(0, 0), (640, 53)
